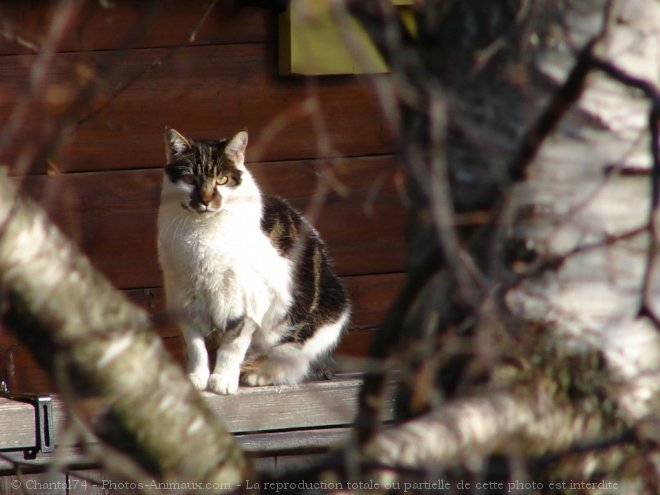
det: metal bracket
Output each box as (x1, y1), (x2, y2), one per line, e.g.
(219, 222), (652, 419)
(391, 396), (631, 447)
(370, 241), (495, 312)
(0, 392), (54, 459)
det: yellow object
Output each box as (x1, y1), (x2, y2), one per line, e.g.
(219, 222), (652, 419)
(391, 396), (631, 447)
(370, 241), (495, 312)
(279, 0), (415, 76)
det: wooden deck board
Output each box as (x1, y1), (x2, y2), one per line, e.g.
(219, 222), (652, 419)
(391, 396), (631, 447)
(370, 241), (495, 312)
(200, 378), (364, 433)
(0, 400), (35, 451)
(0, 376), (392, 474)
(0, 428), (350, 474)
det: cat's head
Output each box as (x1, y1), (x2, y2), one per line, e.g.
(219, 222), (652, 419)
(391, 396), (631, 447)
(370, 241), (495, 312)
(163, 127), (248, 214)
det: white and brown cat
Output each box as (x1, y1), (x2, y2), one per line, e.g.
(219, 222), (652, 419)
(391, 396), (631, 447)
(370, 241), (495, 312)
(157, 128), (349, 394)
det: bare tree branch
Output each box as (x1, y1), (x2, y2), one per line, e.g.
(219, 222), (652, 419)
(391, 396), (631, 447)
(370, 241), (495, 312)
(363, 387), (618, 469)
(0, 172), (251, 489)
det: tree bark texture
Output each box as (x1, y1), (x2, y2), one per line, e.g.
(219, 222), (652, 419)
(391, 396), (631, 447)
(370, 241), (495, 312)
(339, 0), (659, 491)
(0, 172), (251, 491)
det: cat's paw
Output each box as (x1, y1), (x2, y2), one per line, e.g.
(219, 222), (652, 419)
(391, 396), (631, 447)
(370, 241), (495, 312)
(242, 361), (296, 386)
(208, 369), (240, 395)
(188, 373), (209, 391)
(242, 347), (309, 386)
(242, 370), (276, 387)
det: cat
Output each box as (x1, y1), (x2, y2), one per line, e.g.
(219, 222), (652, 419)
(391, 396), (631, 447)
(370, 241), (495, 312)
(157, 128), (350, 394)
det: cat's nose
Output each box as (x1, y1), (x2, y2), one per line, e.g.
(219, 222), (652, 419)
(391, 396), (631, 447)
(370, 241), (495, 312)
(200, 187), (215, 205)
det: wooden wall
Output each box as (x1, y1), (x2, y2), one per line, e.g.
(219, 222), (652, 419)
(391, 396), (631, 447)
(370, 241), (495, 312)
(0, 1), (406, 393)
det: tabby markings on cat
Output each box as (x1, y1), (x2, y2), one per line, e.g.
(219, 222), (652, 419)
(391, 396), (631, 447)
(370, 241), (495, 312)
(157, 128), (349, 394)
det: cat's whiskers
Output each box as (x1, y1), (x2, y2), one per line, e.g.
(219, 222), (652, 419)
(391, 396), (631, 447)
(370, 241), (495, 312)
(158, 209), (186, 247)
(172, 211), (192, 253)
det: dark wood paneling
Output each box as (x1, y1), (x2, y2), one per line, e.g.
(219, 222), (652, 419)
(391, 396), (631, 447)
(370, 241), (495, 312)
(15, 156), (406, 289)
(0, 345), (47, 395)
(0, 268), (402, 347)
(0, 271), (401, 385)
(0, 44), (393, 174)
(343, 272), (404, 329)
(0, 329), (377, 395)
(0, 1), (273, 56)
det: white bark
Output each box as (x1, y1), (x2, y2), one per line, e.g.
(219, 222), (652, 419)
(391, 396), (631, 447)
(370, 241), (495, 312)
(365, 389), (594, 467)
(506, 0), (660, 422)
(342, 0), (659, 490)
(0, 171), (251, 490)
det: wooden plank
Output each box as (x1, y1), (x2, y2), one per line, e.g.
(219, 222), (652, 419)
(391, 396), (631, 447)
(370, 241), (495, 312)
(0, 267), (387, 392)
(13, 156), (406, 289)
(1, 428), (338, 475)
(236, 427), (350, 454)
(14, 375), (384, 438)
(0, 375), (394, 474)
(0, 269), (400, 350)
(0, 269), (394, 394)
(200, 377), (365, 433)
(0, 398), (36, 451)
(0, 1), (273, 56)
(0, 346), (52, 395)
(0, 328), (377, 394)
(0, 449), (102, 476)
(0, 266), (401, 386)
(274, 453), (326, 471)
(344, 272), (404, 329)
(0, 44), (393, 174)
(0, 428), (350, 473)
(0, 376), (393, 454)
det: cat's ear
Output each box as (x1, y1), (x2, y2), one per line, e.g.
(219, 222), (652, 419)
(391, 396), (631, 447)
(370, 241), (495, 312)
(165, 127), (192, 162)
(225, 131), (248, 163)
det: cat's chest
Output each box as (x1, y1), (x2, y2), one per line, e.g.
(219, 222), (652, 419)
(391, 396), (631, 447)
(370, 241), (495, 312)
(159, 210), (286, 282)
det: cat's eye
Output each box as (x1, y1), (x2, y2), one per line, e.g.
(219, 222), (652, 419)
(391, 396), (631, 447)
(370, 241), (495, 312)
(217, 176), (229, 186)
(181, 175), (195, 185)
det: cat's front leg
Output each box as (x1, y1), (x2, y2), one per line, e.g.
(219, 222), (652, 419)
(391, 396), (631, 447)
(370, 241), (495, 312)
(182, 324), (210, 391)
(208, 317), (256, 394)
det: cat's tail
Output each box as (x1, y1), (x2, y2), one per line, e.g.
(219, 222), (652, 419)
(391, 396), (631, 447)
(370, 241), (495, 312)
(241, 309), (350, 386)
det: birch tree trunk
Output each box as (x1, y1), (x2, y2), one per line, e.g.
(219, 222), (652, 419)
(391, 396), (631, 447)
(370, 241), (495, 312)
(333, 0), (660, 491)
(0, 172), (251, 491)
